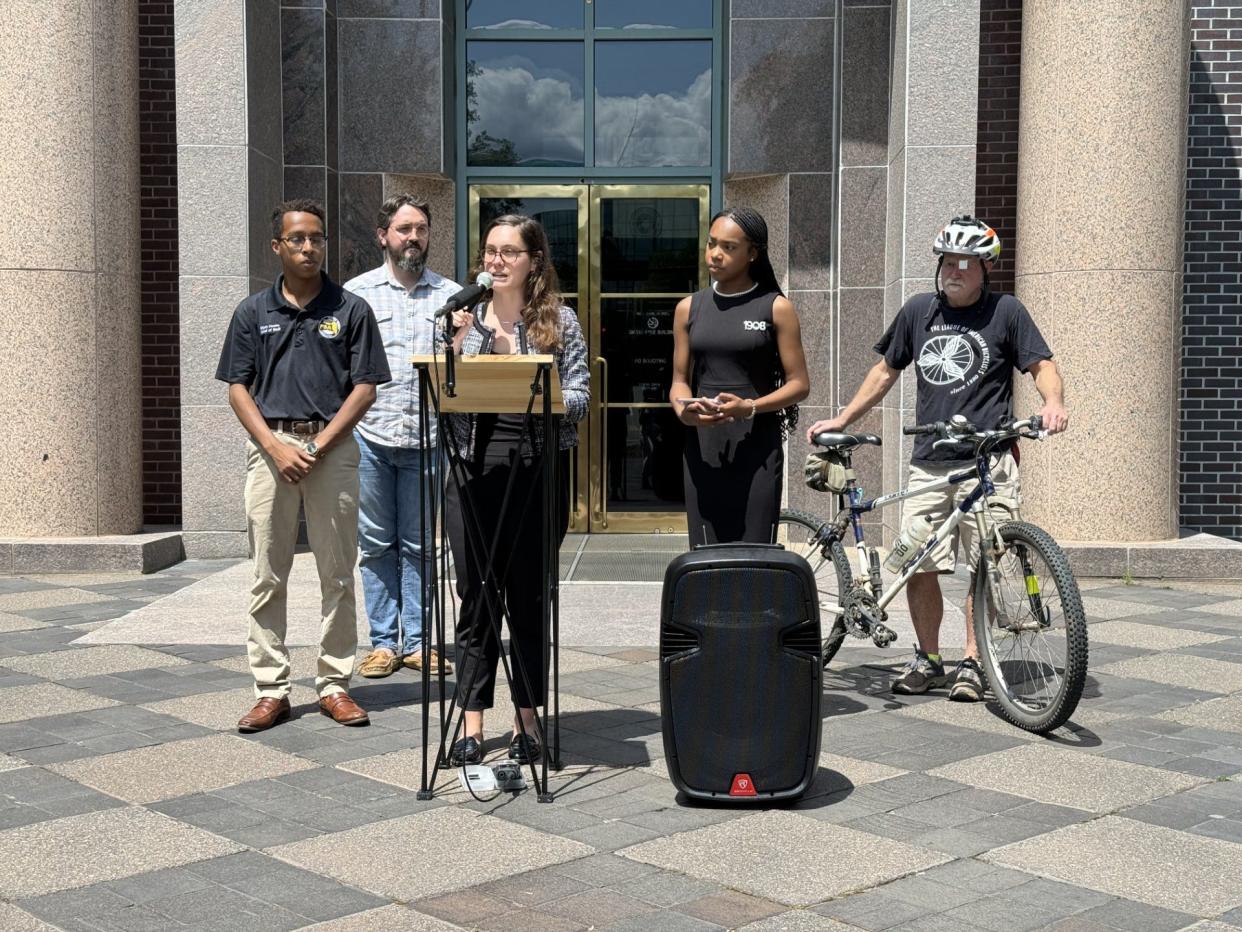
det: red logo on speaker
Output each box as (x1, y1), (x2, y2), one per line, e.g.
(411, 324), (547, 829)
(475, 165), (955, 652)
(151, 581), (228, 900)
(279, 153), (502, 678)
(729, 773), (757, 797)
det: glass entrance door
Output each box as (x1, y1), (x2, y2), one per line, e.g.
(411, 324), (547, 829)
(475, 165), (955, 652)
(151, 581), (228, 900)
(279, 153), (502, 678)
(468, 183), (709, 532)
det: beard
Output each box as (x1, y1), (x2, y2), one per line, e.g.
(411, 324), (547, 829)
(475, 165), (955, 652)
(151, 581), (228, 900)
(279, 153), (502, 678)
(391, 242), (427, 278)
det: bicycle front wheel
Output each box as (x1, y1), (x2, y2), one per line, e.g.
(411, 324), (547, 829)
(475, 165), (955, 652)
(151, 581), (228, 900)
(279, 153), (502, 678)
(972, 521), (1088, 733)
(776, 509), (853, 667)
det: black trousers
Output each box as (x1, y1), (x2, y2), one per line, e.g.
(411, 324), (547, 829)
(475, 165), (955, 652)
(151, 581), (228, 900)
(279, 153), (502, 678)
(445, 448), (569, 711)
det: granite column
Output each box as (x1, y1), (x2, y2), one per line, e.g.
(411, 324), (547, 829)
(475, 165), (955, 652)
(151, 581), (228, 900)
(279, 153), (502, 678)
(0, 1), (144, 538)
(1014, 2), (1191, 541)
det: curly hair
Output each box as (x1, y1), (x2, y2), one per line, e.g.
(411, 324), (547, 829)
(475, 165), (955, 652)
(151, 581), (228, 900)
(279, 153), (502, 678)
(471, 214), (564, 352)
(270, 199), (325, 239)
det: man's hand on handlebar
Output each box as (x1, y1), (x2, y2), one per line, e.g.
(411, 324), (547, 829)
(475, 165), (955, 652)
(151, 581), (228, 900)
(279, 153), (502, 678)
(1038, 401), (1069, 435)
(903, 415), (1053, 446)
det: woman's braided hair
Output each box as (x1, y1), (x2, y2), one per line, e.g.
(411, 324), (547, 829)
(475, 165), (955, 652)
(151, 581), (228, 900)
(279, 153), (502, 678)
(711, 206), (799, 437)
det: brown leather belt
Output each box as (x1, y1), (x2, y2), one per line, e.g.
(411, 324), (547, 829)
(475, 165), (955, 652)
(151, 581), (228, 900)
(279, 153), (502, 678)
(265, 417), (325, 436)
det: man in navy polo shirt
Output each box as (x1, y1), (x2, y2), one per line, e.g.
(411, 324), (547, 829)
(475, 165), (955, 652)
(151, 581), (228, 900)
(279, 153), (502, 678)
(216, 199), (391, 732)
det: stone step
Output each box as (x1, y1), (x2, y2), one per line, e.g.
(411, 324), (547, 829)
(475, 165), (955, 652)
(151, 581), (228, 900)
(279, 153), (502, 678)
(0, 532), (185, 575)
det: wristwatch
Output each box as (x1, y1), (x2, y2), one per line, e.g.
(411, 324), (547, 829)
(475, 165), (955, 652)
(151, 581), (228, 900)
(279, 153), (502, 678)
(305, 441), (321, 458)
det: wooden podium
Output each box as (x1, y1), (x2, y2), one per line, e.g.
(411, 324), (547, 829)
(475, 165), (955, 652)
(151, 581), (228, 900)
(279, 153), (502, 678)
(410, 352), (564, 802)
(413, 353), (564, 415)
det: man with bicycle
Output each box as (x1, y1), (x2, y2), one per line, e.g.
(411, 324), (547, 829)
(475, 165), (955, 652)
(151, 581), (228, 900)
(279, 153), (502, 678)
(806, 216), (1068, 701)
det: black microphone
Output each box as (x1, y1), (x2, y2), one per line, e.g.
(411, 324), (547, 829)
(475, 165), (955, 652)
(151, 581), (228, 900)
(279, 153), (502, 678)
(434, 272), (493, 319)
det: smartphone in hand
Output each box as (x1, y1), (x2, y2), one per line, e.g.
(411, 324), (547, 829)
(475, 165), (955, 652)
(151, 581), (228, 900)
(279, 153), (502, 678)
(675, 396), (721, 409)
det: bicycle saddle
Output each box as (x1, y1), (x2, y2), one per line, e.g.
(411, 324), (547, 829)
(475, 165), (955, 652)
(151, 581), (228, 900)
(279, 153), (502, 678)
(812, 432), (882, 450)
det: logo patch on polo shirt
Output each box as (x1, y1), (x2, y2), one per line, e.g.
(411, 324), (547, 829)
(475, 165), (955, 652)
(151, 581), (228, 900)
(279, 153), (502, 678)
(317, 316), (342, 339)
(259, 323), (281, 335)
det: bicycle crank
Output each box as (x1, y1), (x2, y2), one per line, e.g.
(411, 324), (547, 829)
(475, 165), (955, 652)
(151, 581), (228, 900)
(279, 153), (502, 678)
(841, 589), (898, 648)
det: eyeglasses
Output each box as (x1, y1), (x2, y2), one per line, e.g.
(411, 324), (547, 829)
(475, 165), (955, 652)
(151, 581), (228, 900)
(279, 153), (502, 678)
(393, 224), (430, 237)
(279, 234), (328, 249)
(482, 246), (529, 262)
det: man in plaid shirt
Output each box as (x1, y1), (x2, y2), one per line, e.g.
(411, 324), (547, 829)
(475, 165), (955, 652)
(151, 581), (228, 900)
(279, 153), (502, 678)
(344, 195), (460, 678)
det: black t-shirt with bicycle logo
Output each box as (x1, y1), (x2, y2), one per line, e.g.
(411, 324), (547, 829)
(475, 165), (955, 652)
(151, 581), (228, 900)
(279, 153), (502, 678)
(875, 291), (1052, 466)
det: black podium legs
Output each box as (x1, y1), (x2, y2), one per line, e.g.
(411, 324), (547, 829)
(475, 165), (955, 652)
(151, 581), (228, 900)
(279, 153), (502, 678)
(414, 361), (562, 802)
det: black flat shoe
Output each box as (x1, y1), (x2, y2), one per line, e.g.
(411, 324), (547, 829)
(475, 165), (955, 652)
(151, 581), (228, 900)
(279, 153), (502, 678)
(508, 733), (541, 763)
(450, 736), (482, 766)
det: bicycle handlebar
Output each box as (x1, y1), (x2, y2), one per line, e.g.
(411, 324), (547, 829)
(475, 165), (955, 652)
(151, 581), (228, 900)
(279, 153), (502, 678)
(903, 415), (1047, 448)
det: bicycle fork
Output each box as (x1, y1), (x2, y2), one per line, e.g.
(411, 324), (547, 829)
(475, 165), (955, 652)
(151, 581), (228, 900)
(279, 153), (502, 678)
(979, 514), (1051, 631)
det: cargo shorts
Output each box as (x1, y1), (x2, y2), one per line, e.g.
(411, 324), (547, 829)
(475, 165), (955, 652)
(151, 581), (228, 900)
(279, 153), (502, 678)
(899, 450), (1021, 574)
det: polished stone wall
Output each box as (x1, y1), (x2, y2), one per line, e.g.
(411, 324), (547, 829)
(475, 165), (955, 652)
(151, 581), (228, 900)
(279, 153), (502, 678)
(334, 6), (454, 282)
(177, 0), (284, 557)
(171, 0), (1005, 551)
(175, 2), (456, 557)
(0, 1), (144, 537)
(281, 0), (340, 279)
(729, 3), (835, 175)
(1014, 1), (1189, 542)
(880, 0), (981, 534)
(728, 2), (893, 526)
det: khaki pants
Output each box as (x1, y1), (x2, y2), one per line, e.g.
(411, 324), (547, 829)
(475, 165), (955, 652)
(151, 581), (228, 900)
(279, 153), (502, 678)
(244, 431), (360, 699)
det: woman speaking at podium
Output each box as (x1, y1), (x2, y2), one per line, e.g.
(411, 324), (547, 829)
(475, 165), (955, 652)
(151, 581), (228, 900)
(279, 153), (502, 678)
(443, 215), (589, 766)
(669, 206), (811, 547)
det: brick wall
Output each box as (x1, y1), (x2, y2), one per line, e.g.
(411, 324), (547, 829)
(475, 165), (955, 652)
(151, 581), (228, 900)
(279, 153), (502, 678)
(1183, 4), (1242, 540)
(139, 1), (181, 526)
(974, 0), (1022, 294)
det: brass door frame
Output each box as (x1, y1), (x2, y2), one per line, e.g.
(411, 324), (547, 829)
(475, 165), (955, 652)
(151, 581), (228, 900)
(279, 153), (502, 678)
(468, 184), (591, 530)
(588, 183), (710, 532)
(466, 182), (709, 533)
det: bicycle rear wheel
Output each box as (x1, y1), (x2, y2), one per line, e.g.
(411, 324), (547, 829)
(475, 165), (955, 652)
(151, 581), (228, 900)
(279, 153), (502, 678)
(972, 521), (1088, 733)
(776, 509), (853, 666)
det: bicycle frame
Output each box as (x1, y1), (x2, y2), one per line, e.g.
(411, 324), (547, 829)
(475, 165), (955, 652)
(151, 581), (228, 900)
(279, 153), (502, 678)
(820, 451), (1004, 619)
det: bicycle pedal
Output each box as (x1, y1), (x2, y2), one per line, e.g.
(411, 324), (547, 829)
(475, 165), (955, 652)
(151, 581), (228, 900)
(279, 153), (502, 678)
(871, 624), (897, 648)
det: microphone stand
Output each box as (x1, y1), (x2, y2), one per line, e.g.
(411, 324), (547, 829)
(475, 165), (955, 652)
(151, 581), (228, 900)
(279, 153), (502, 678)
(440, 304), (456, 398)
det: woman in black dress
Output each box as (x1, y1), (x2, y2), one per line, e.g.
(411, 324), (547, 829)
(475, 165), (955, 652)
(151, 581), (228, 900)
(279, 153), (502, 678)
(669, 207), (810, 547)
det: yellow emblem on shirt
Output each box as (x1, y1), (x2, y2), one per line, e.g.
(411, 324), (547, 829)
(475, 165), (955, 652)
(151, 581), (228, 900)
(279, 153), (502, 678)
(318, 316), (341, 339)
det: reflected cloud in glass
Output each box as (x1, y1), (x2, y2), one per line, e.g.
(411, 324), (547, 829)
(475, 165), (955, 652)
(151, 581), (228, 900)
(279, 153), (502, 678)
(595, 41), (711, 167)
(467, 0), (584, 30)
(595, 0), (712, 29)
(467, 42), (585, 166)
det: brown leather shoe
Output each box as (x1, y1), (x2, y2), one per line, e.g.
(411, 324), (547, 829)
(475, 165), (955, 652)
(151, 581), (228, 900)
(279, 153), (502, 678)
(319, 692), (370, 726)
(237, 697), (291, 733)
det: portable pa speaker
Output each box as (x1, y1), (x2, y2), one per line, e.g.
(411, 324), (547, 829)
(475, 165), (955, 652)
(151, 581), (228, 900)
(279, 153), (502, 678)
(659, 543), (822, 803)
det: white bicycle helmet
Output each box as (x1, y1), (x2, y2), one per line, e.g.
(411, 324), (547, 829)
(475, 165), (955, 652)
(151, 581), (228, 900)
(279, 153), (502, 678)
(933, 215), (1001, 262)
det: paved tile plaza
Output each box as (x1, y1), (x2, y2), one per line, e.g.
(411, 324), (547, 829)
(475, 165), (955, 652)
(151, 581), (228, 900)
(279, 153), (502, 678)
(0, 557), (1240, 930)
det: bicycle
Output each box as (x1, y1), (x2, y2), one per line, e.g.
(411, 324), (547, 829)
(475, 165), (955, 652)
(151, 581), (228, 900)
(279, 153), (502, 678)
(776, 414), (1088, 733)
